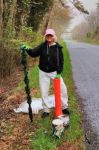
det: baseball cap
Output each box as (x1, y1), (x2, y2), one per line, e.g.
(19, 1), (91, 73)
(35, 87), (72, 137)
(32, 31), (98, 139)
(45, 29), (55, 37)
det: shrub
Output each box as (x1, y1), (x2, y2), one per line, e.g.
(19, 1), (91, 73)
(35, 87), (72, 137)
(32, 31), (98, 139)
(0, 39), (18, 80)
(0, 29), (43, 81)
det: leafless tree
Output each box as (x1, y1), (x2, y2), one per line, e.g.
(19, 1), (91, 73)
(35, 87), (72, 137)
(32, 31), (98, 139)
(72, 1), (99, 40)
(59, 0), (89, 14)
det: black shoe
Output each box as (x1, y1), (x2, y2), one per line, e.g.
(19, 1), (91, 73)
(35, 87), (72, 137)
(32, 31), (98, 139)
(62, 108), (70, 115)
(41, 112), (49, 118)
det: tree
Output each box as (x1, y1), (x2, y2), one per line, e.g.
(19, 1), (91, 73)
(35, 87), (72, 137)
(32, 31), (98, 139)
(0, 0), (3, 37)
(47, 0), (70, 38)
(72, 2), (99, 40)
(0, 0), (53, 38)
(59, 0), (89, 14)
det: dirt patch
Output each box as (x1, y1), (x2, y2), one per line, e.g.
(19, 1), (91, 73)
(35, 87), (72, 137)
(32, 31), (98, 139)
(0, 67), (41, 150)
(0, 91), (39, 150)
(57, 141), (82, 150)
(0, 69), (22, 100)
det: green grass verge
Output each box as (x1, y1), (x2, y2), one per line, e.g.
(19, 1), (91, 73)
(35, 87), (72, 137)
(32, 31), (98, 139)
(26, 41), (84, 150)
(17, 66), (39, 89)
(83, 38), (99, 45)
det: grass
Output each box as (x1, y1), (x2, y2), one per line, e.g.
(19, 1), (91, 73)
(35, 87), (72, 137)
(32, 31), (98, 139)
(83, 38), (99, 45)
(25, 41), (84, 150)
(16, 65), (41, 97)
(2, 121), (14, 135)
(17, 66), (39, 90)
(62, 41), (83, 141)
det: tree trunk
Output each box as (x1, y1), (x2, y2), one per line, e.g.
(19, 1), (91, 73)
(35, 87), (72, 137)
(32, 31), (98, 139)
(0, 0), (3, 37)
(4, 0), (17, 37)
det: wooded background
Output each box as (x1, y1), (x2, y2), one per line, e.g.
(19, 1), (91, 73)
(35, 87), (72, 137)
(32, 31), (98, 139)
(0, 0), (70, 80)
(72, 1), (99, 41)
(0, 0), (53, 38)
(0, 0), (98, 80)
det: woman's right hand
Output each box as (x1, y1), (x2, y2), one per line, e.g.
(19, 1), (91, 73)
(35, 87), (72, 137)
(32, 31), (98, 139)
(20, 44), (30, 51)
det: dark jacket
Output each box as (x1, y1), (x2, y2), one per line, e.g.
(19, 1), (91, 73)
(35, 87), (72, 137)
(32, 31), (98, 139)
(27, 41), (64, 74)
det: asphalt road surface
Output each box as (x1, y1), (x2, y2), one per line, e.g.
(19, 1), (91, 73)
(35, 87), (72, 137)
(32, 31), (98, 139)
(66, 40), (99, 150)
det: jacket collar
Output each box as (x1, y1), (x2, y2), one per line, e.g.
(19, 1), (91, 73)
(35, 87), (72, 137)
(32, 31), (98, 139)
(44, 41), (63, 48)
(56, 42), (63, 48)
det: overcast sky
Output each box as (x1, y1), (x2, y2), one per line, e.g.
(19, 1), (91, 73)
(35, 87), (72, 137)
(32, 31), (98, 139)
(67, 0), (98, 31)
(80, 0), (98, 11)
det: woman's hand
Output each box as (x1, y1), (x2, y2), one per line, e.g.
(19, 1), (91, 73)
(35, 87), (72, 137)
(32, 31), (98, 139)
(55, 74), (61, 78)
(20, 44), (30, 51)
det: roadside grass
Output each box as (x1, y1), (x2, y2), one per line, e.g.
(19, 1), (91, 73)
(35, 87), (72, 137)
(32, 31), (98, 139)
(16, 65), (41, 97)
(25, 41), (84, 150)
(3, 122), (14, 135)
(83, 38), (99, 45)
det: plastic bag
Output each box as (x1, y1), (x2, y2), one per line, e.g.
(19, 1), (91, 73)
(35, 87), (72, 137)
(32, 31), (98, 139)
(14, 95), (55, 114)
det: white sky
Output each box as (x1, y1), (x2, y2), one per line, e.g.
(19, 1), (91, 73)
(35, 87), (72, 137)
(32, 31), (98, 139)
(66, 0), (98, 31)
(80, 0), (98, 11)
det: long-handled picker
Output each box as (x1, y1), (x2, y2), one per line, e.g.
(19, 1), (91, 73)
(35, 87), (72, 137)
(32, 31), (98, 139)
(21, 48), (33, 122)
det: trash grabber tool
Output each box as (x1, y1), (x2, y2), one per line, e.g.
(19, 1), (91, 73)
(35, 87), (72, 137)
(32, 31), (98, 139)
(21, 48), (33, 122)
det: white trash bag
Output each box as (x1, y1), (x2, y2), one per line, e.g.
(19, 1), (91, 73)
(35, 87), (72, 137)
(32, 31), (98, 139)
(14, 95), (55, 114)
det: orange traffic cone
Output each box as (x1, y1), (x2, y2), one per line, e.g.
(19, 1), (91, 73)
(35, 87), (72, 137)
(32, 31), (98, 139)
(53, 78), (63, 117)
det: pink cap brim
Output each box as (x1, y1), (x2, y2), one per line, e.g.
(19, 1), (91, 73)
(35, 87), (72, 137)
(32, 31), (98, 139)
(45, 29), (55, 37)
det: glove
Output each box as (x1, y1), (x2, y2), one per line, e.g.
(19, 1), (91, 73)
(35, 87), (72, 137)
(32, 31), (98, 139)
(55, 74), (61, 78)
(20, 44), (30, 51)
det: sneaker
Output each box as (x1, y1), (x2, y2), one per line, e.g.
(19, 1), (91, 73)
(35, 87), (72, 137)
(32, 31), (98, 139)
(62, 108), (70, 115)
(41, 112), (49, 118)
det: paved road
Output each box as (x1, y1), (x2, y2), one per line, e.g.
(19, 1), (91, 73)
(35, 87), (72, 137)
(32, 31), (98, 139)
(66, 40), (99, 150)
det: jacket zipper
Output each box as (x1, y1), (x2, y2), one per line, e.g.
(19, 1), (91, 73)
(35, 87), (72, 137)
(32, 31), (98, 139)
(47, 44), (49, 61)
(47, 44), (59, 70)
(57, 46), (59, 67)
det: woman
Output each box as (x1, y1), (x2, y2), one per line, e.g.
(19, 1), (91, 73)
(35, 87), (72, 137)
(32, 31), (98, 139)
(21, 29), (69, 118)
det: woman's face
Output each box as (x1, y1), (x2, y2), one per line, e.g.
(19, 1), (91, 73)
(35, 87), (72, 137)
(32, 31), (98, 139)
(45, 34), (55, 44)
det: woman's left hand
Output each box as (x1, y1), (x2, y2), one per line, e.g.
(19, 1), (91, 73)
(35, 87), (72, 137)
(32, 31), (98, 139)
(55, 74), (61, 78)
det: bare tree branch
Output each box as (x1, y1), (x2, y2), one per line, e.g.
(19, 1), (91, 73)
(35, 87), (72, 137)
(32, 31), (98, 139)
(59, 0), (89, 14)
(32, 1), (43, 5)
